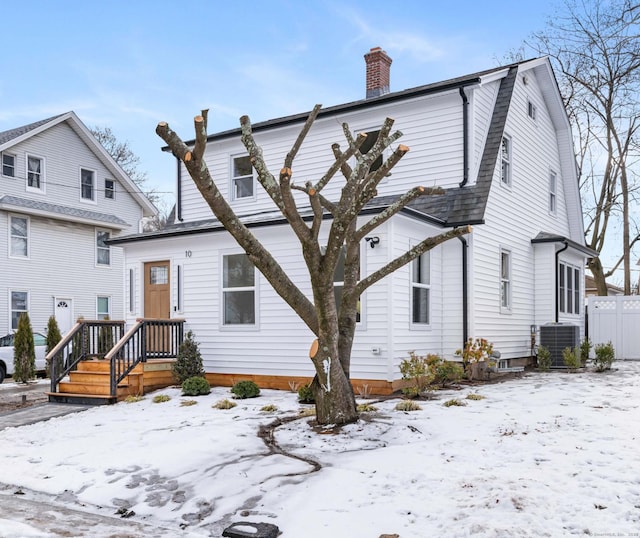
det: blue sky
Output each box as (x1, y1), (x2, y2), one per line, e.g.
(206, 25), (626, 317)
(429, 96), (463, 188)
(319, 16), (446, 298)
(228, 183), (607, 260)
(1, 0), (561, 203)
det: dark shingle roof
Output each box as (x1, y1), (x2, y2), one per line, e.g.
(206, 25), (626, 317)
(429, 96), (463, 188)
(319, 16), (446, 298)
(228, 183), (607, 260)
(0, 114), (67, 146)
(0, 195), (128, 227)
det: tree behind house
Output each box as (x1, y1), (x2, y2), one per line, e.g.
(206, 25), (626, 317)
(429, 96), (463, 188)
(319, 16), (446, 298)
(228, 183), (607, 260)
(13, 313), (36, 383)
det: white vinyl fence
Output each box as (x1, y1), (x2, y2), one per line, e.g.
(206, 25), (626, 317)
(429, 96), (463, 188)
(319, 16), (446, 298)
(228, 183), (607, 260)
(587, 296), (640, 360)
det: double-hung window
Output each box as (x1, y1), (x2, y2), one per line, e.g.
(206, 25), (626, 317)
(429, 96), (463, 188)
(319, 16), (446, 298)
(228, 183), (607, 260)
(97, 296), (111, 319)
(81, 168), (96, 201)
(501, 136), (511, 187)
(558, 262), (580, 315)
(96, 230), (111, 266)
(231, 155), (254, 200)
(11, 291), (28, 330)
(411, 251), (430, 324)
(27, 155), (44, 190)
(105, 179), (115, 200)
(10, 215), (28, 258)
(500, 250), (512, 310)
(222, 253), (255, 325)
(2, 153), (15, 176)
(549, 171), (557, 214)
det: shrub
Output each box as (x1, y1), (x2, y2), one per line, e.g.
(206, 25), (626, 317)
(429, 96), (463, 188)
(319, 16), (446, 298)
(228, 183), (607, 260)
(152, 394), (171, 403)
(455, 337), (494, 379)
(395, 400), (422, 411)
(124, 395), (144, 403)
(13, 313), (36, 383)
(182, 376), (211, 396)
(466, 393), (485, 401)
(213, 399), (237, 410)
(443, 398), (467, 407)
(357, 403), (378, 412)
(433, 360), (465, 387)
(180, 399), (198, 407)
(172, 331), (205, 384)
(298, 383), (315, 404)
(45, 315), (62, 378)
(562, 346), (582, 371)
(580, 338), (593, 367)
(260, 404), (278, 412)
(399, 351), (435, 397)
(593, 342), (615, 372)
(537, 345), (552, 371)
(231, 380), (260, 399)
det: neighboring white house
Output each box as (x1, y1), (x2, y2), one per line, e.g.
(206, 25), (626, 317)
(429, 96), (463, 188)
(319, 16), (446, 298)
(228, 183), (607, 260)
(111, 50), (596, 393)
(0, 112), (157, 345)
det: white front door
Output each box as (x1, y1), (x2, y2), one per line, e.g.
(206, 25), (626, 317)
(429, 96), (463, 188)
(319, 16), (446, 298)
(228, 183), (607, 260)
(54, 298), (73, 335)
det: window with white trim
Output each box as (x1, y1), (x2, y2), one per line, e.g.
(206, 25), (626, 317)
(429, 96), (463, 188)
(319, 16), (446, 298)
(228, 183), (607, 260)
(222, 253), (255, 324)
(10, 215), (28, 258)
(96, 229), (111, 266)
(97, 296), (111, 319)
(231, 155), (254, 200)
(11, 291), (28, 330)
(527, 100), (537, 120)
(2, 152), (15, 177)
(81, 168), (96, 201)
(549, 171), (557, 214)
(27, 155), (44, 190)
(411, 251), (430, 324)
(559, 262), (581, 315)
(501, 136), (511, 186)
(105, 179), (115, 200)
(500, 250), (511, 310)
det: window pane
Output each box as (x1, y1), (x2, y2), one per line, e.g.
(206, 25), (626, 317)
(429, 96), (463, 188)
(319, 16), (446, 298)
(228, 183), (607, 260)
(105, 179), (115, 199)
(97, 296), (110, 319)
(28, 156), (42, 188)
(501, 252), (509, 279)
(412, 253), (430, 284)
(223, 254), (254, 287)
(412, 287), (429, 323)
(559, 264), (566, 312)
(224, 290), (255, 324)
(233, 156), (252, 177)
(81, 169), (94, 199)
(150, 266), (168, 284)
(11, 217), (28, 257)
(2, 153), (15, 176)
(97, 231), (110, 265)
(574, 268), (580, 314)
(11, 291), (27, 330)
(566, 267), (573, 313)
(234, 176), (253, 198)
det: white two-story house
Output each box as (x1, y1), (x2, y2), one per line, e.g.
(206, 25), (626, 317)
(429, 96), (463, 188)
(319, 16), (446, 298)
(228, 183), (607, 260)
(0, 112), (156, 354)
(111, 50), (595, 393)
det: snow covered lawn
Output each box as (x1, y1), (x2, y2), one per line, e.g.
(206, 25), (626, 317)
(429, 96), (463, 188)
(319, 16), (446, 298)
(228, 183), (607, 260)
(0, 362), (639, 537)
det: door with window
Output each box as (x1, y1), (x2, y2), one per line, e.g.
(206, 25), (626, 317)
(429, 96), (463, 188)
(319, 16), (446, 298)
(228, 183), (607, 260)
(144, 261), (171, 354)
(54, 298), (73, 335)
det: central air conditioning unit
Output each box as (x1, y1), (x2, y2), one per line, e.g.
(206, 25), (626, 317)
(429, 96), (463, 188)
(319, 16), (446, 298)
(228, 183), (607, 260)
(540, 323), (580, 368)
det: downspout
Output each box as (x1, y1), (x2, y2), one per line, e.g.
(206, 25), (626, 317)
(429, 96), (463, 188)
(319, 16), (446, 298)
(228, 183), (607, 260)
(555, 241), (569, 322)
(176, 155), (183, 222)
(458, 236), (469, 346)
(458, 87), (469, 188)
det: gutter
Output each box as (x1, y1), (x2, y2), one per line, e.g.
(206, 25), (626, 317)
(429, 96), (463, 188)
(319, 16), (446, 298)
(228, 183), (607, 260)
(458, 236), (469, 346)
(458, 87), (469, 187)
(555, 240), (569, 322)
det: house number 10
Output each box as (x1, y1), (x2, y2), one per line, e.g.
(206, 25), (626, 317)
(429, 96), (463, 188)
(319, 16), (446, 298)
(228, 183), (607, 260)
(185, 250), (192, 258)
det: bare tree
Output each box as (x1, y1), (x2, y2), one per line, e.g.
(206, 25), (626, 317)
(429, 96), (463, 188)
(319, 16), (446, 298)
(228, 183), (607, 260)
(90, 126), (170, 230)
(157, 107), (470, 424)
(527, 0), (640, 294)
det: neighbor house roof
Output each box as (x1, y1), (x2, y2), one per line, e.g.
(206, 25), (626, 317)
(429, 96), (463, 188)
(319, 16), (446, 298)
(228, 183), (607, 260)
(0, 112), (157, 217)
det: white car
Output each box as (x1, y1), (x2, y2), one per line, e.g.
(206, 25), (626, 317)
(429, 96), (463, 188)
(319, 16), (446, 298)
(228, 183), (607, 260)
(0, 332), (48, 383)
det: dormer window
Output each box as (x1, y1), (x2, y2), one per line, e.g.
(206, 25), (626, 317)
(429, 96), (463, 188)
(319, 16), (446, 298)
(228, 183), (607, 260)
(231, 155), (254, 200)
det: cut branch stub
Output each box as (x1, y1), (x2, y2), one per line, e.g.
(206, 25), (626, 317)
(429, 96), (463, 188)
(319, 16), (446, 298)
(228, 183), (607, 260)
(309, 339), (319, 359)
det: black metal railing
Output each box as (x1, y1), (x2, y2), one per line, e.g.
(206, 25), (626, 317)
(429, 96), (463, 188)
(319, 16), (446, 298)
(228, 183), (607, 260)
(106, 319), (185, 396)
(48, 320), (126, 394)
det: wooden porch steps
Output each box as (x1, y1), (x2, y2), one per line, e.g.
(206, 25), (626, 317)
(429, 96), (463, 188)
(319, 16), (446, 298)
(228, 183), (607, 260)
(48, 359), (176, 405)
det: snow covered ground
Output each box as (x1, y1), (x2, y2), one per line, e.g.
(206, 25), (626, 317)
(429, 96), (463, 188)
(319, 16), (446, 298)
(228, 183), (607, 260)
(0, 362), (638, 537)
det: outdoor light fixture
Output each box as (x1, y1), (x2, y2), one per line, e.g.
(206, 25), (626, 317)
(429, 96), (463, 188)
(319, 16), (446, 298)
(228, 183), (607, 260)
(365, 236), (380, 249)
(531, 324), (537, 335)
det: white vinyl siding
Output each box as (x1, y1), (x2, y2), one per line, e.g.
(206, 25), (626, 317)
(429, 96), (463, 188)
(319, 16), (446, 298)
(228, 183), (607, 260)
(10, 215), (29, 258)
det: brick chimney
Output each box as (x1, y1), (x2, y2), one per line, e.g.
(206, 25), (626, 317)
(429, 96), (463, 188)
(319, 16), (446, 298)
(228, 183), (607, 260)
(365, 47), (392, 99)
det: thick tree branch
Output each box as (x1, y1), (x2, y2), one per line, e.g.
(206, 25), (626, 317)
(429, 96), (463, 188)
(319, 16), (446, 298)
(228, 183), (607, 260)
(285, 104), (322, 169)
(355, 226), (472, 296)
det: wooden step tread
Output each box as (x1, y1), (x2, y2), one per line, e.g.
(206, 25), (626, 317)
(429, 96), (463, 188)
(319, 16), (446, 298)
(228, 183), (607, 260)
(46, 392), (116, 399)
